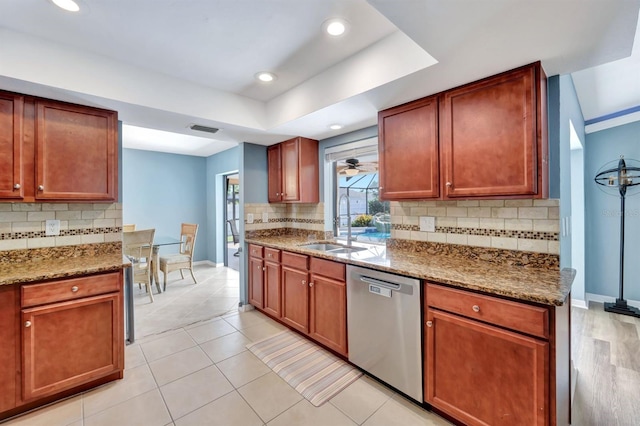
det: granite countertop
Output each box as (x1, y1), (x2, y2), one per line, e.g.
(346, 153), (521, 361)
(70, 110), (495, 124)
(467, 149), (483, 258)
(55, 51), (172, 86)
(245, 235), (574, 306)
(0, 243), (129, 286)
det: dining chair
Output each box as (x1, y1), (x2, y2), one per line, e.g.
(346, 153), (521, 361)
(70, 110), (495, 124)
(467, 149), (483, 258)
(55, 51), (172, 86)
(123, 224), (136, 232)
(159, 223), (198, 291)
(123, 229), (156, 303)
(227, 219), (240, 257)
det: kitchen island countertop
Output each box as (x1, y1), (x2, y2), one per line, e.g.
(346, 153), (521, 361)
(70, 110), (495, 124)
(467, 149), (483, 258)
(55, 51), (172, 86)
(245, 235), (574, 306)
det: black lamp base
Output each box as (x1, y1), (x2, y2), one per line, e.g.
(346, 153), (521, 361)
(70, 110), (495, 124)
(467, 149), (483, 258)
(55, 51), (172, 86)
(604, 299), (640, 318)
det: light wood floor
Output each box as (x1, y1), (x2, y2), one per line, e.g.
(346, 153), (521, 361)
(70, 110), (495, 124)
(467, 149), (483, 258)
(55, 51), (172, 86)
(571, 302), (640, 425)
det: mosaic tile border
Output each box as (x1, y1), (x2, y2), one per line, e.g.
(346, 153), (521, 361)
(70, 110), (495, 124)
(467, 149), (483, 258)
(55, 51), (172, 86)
(245, 218), (324, 225)
(1, 227), (122, 241)
(391, 224), (559, 241)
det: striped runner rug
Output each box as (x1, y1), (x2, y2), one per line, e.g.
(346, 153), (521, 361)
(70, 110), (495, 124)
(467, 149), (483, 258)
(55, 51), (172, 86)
(246, 330), (362, 406)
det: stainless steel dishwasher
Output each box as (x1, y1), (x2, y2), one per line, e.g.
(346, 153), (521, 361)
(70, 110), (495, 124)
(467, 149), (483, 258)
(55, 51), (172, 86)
(347, 265), (422, 402)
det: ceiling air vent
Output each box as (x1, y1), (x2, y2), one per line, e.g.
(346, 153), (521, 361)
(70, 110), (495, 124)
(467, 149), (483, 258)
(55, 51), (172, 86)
(189, 124), (219, 134)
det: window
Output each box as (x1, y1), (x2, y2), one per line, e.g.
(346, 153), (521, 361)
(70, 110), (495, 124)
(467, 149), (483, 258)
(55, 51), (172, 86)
(326, 138), (390, 245)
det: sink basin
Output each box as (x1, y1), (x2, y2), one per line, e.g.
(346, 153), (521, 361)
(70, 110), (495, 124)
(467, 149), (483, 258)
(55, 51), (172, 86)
(301, 243), (367, 254)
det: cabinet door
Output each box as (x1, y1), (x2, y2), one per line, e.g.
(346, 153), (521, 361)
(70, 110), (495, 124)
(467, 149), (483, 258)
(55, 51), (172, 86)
(378, 96), (439, 200)
(22, 292), (123, 401)
(280, 138), (300, 202)
(281, 266), (309, 333)
(35, 100), (117, 201)
(309, 274), (347, 356)
(425, 309), (548, 426)
(0, 286), (18, 413)
(263, 260), (281, 318)
(248, 257), (264, 309)
(0, 92), (24, 199)
(267, 144), (282, 203)
(440, 66), (538, 198)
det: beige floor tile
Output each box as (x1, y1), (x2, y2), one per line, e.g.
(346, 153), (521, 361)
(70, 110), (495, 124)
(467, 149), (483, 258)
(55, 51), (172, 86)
(363, 394), (451, 426)
(239, 320), (287, 342)
(199, 331), (251, 363)
(330, 375), (395, 424)
(223, 310), (268, 330)
(141, 330), (196, 362)
(149, 346), (213, 386)
(2, 395), (82, 426)
(125, 343), (147, 370)
(184, 317), (237, 344)
(174, 391), (263, 426)
(267, 399), (357, 426)
(84, 389), (171, 426)
(216, 350), (271, 388)
(238, 372), (303, 422)
(83, 364), (158, 417)
(160, 365), (234, 419)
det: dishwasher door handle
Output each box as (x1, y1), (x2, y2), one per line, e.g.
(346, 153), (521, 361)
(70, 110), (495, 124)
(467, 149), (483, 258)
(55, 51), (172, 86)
(359, 276), (401, 291)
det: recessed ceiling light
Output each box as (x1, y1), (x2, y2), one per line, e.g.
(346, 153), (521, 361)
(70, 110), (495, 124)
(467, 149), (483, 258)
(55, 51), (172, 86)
(329, 124), (343, 130)
(51, 0), (80, 12)
(324, 18), (348, 36)
(255, 72), (276, 83)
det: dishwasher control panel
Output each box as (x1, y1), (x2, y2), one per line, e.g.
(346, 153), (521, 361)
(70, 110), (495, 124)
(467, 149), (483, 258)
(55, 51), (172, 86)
(369, 284), (392, 297)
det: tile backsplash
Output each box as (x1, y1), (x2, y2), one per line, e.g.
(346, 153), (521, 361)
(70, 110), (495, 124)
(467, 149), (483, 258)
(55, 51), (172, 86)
(0, 203), (122, 251)
(244, 203), (325, 233)
(390, 199), (559, 254)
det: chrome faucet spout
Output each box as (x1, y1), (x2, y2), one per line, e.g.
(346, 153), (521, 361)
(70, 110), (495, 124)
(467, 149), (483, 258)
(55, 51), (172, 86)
(339, 194), (353, 247)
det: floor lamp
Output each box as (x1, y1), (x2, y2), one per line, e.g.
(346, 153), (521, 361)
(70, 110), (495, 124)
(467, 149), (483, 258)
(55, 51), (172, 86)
(594, 156), (640, 318)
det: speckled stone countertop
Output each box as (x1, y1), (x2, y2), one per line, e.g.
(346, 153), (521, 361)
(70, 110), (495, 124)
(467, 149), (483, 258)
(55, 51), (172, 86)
(0, 242), (129, 286)
(245, 235), (574, 306)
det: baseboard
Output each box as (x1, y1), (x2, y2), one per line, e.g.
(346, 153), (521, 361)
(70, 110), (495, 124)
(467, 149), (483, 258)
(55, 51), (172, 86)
(571, 299), (588, 310)
(586, 293), (640, 309)
(193, 260), (216, 267)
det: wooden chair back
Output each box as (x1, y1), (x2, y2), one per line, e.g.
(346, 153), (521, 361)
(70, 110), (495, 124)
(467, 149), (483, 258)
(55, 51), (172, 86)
(179, 223), (198, 257)
(227, 219), (239, 245)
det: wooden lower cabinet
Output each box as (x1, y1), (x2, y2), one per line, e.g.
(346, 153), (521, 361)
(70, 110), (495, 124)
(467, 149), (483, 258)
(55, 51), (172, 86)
(248, 257), (264, 309)
(22, 292), (123, 400)
(425, 309), (548, 425)
(0, 285), (18, 413)
(309, 273), (347, 356)
(263, 260), (281, 318)
(281, 266), (309, 334)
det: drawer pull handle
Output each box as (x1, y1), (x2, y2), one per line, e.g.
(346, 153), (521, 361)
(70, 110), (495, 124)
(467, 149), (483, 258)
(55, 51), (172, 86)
(472, 305), (480, 313)
(71, 286), (79, 293)
(426, 321), (433, 327)
(25, 321), (32, 328)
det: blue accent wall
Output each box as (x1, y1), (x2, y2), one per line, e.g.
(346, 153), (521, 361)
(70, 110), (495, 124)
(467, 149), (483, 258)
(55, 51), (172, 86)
(585, 120), (640, 301)
(205, 146), (239, 264)
(122, 148), (208, 261)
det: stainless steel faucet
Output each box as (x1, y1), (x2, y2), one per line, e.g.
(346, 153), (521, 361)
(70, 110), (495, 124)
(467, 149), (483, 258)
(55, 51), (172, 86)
(338, 193), (353, 246)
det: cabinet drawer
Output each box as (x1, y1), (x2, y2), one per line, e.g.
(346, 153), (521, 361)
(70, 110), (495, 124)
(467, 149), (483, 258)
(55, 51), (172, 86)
(249, 244), (264, 258)
(426, 283), (549, 339)
(22, 272), (121, 308)
(310, 257), (345, 281)
(264, 248), (280, 262)
(282, 251), (308, 271)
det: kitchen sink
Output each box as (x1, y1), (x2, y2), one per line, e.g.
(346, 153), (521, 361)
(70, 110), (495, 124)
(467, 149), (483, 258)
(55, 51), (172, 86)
(301, 243), (368, 254)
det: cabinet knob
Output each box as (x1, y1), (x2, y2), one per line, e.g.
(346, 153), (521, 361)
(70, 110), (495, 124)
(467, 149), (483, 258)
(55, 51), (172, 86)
(309, 282), (314, 287)
(25, 321), (32, 328)
(301, 280), (306, 286)
(13, 183), (21, 189)
(472, 305), (480, 313)
(268, 253), (272, 258)
(71, 286), (79, 293)
(262, 267), (266, 271)
(426, 321), (433, 327)
(276, 192), (280, 196)
(38, 185), (44, 191)
(379, 186), (383, 191)
(446, 182), (452, 187)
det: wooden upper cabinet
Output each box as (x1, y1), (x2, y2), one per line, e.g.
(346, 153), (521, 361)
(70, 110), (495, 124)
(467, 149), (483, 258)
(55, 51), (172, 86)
(268, 137), (319, 203)
(0, 92), (24, 200)
(440, 63), (546, 198)
(35, 100), (117, 201)
(267, 144), (282, 202)
(378, 95), (439, 200)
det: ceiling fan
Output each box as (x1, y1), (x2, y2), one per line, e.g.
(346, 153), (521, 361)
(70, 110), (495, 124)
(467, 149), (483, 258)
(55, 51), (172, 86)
(337, 158), (377, 176)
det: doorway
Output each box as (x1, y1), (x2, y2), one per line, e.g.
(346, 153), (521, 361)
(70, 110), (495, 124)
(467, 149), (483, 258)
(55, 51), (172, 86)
(224, 174), (240, 270)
